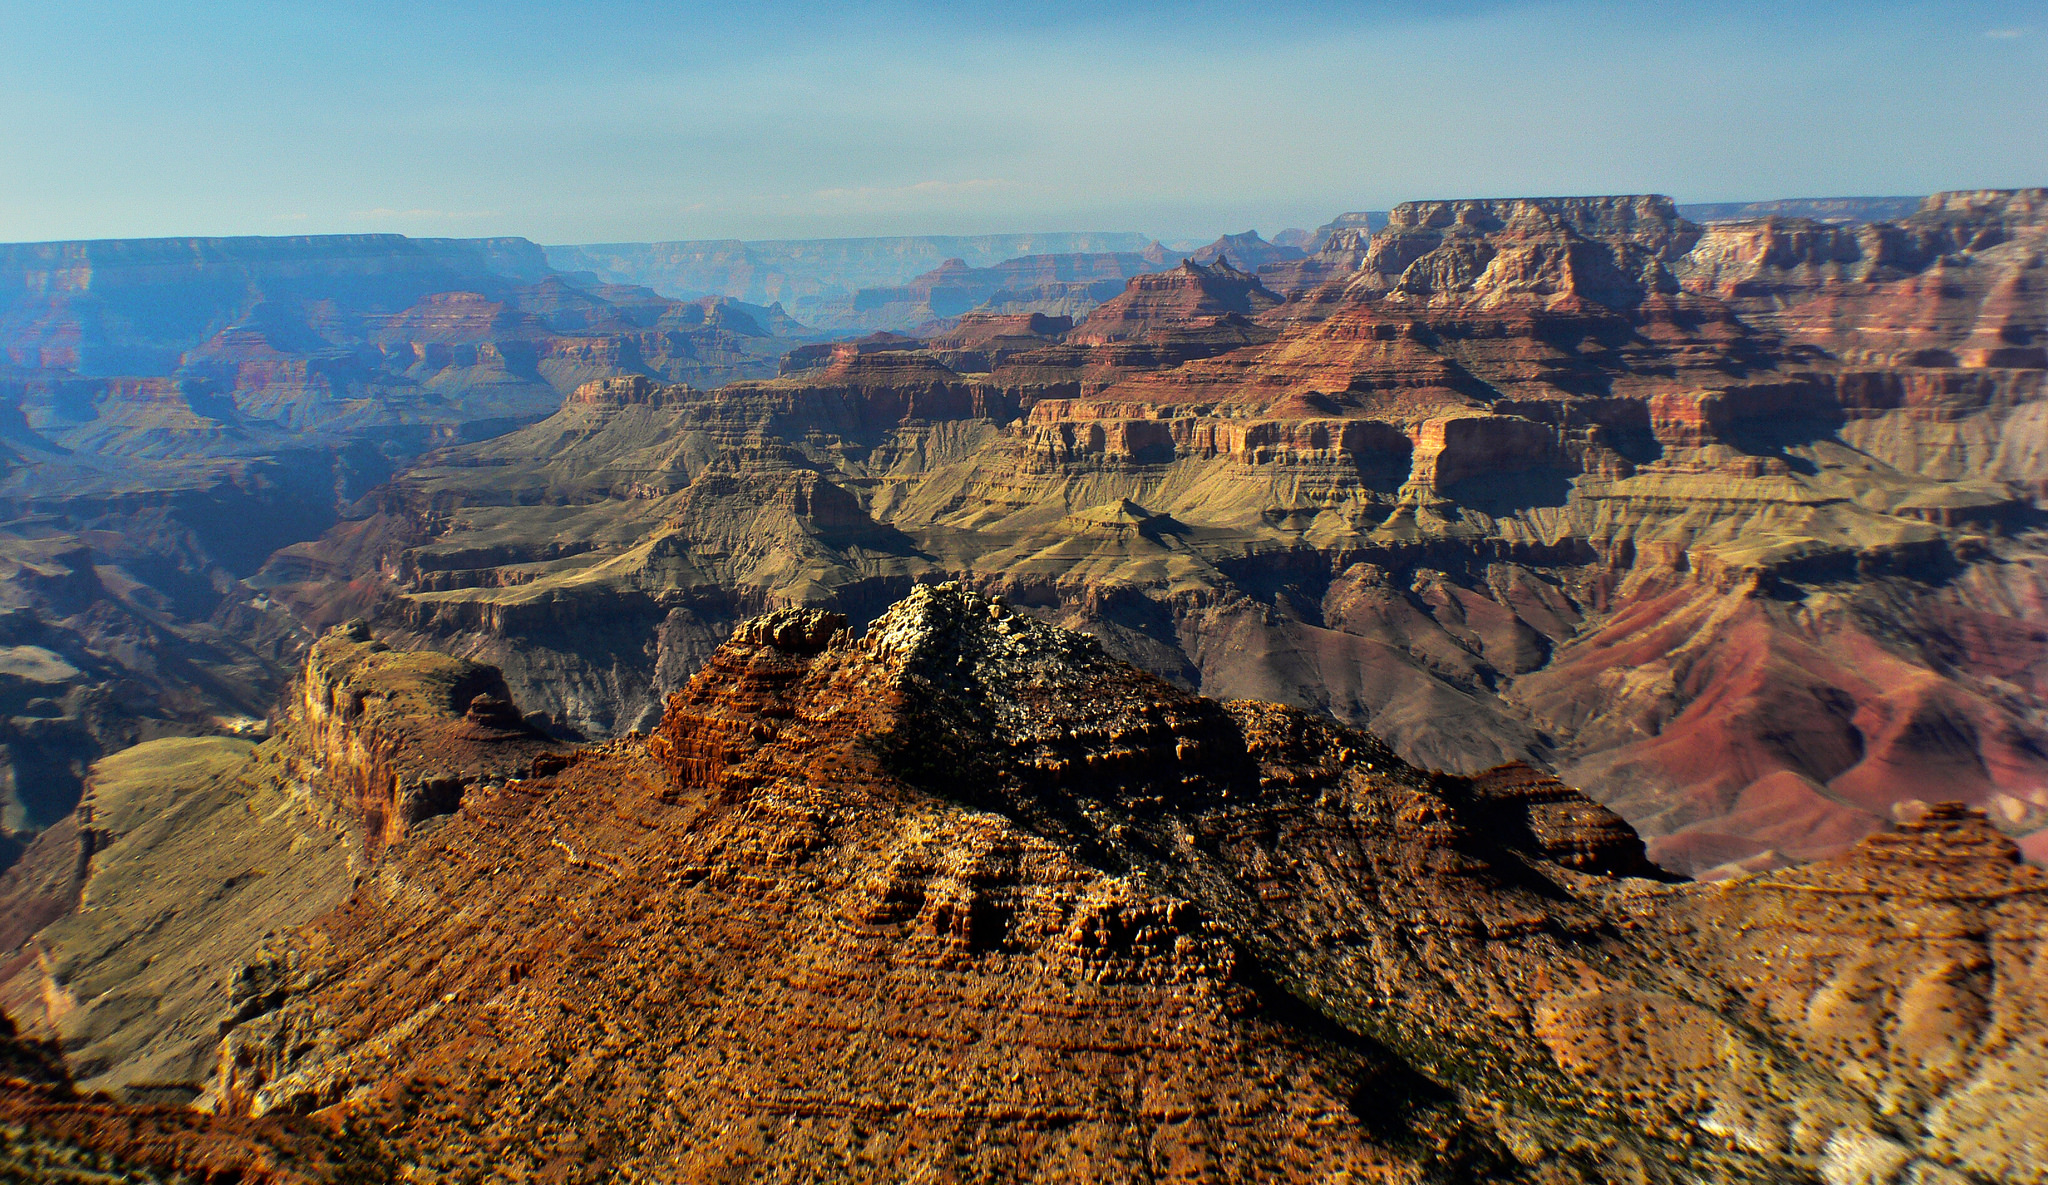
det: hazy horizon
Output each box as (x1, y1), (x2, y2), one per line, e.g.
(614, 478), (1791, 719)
(3, 0), (2043, 244)
(0, 197), (1949, 252)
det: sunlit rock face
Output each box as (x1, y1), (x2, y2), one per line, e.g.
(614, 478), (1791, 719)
(194, 589), (2048, 1183)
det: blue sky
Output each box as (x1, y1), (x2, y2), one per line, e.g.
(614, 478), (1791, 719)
(1, 1), (2043, 244)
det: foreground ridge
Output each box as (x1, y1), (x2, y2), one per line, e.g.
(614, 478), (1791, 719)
(182, 584), (2046, 1183)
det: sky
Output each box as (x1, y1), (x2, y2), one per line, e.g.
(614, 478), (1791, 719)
(1, 0), (2044, 245)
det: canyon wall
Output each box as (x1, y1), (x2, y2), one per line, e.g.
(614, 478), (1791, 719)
(0, 623), (556, 1102)
(284, 190), (2048, 876)
(0, 234), (812, 852)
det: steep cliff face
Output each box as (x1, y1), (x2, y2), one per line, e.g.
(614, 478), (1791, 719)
(1259, 223), (1378, 292)
(274, 621), (567, 855)
(1337, 195), (1703, 310)
(205, 589), (2046, 1182)
(1678, 188), (2048, 368)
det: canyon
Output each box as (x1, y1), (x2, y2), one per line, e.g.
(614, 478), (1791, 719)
(0, 233), (810, 845)
(262, 190), (2048, 876)
(1, 185), (2045, 1181)
(4, 586), (2042, 1181)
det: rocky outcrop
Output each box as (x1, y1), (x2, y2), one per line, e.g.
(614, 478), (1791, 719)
(1333, 195), (1703, 310)
(274, 621), (565, 855)
(206, 588), (2046, 1182)
(1609, 803), (2048, 1181)
(1191, 230), (1304, 271)
(0, 628), (573, 1106)
(920, 311), (1073, 371)
(1258, 223), (1378, 293)
(1678, 188), (2048, 367)
(1069, 256), (1283, 345)
(564, 373), (698, 408)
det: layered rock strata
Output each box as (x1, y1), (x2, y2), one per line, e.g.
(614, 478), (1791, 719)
(276, 190), (2048, 875)
(205, 588), (2047, 1182)
(0, 233), (818, 865)
(0, 1013), (389, 1183)
(273, 620), (568, 856)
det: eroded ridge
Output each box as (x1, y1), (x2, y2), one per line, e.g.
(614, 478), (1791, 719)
(197, 586), (2048, 1183)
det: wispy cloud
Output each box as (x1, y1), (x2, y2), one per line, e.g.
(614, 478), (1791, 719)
(811, 178), (1014, 203)
(271, 212), (309, 222)
(1985, 27), (2030, 39)
(349, 207), (501, 221)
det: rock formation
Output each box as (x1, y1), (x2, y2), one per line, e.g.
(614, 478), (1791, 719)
(1677, 187), (2048, 369)
(273, 620), (567, 856)
(276, 190), (2048, 876)
(0, 1012), (389, 1183)
(830, 249), (1168, 330)
(0, 624), (559, 1102)
(1192, 229), (1305, 271)
(0, 233), (815, 861)
(198, 587), (2047, 1181)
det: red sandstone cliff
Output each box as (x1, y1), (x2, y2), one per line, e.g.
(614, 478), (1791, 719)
(273, 621), (567, 856)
